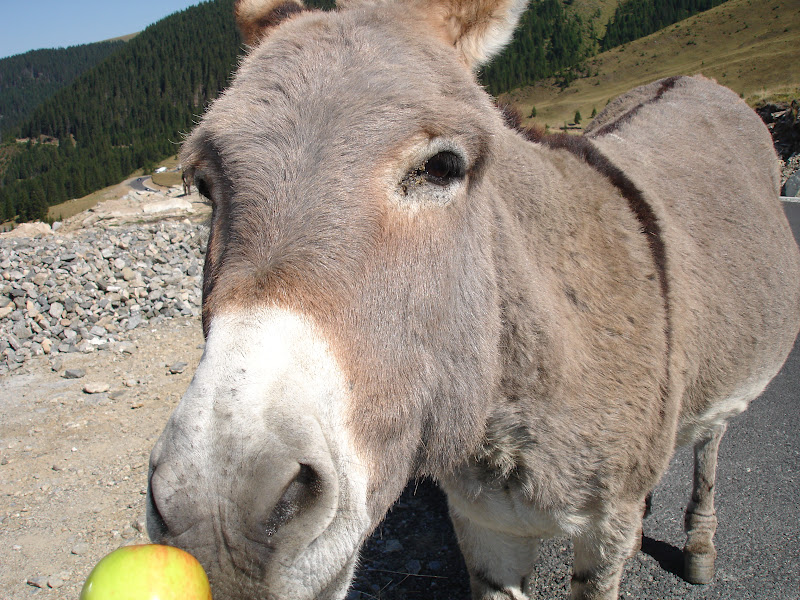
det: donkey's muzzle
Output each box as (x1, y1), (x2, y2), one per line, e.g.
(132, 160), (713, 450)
(146, 417), (340, 577)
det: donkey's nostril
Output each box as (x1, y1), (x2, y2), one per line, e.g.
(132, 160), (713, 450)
(261, 464), (322, 539)
(146, 471), (169, 542)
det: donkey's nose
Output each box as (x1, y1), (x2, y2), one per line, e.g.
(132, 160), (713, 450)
(147, 425), (340, 564)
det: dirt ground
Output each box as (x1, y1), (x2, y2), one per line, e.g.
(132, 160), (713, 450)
(0, 315), (206, 599)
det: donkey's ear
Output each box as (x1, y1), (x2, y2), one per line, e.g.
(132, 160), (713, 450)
(235, 0), (306, 46)
(427, 0), (528, 69)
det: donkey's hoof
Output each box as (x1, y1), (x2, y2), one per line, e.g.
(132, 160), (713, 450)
(684, 550), (715, 585)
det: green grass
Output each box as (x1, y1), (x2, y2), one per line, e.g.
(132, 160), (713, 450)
(503, 0), (800, 129)
(151, 171), (183, 187)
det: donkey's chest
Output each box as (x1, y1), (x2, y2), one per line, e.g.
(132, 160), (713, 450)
(440, 470), (594, 540)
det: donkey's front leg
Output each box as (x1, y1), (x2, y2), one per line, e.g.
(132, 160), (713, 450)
(683, 424), (726, 584)
(570, 501), (644, 600)
(449, 507), (541, 600)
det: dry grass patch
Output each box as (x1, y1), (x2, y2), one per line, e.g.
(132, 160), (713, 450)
(47, 155), (181, 221)
(504, 0), (800, 129)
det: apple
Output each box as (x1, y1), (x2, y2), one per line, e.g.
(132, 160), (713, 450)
(80, 544), (212, 600)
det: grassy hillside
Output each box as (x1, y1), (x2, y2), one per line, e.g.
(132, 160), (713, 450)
(504, 0), (800, 129)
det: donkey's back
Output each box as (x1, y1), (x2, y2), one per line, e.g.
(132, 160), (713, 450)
(589, 75), (799, 443)
(578, 75), (799, 585)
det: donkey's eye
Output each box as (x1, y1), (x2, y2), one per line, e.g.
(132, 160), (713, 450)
(396, 146), (467, 206)
(417, 151), (465, 186)
(195, 175), (213, 202)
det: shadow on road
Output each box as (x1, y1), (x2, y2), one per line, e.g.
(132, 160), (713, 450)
(641, 536), (684, 580)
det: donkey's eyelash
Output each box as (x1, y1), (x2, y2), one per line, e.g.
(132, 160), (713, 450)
(399, 149), (467, 197)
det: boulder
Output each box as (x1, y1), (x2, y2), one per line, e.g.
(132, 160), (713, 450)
(1, 222), (52, 238)
(783, 170), (800, 198)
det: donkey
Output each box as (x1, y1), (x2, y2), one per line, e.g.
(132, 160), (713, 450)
(146, 0), (800, 598)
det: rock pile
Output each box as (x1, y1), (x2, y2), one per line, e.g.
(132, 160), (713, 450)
(0, 221), (207, 375)
(757, 100), (800, 196)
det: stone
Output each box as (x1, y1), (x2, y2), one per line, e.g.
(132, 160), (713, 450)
(784, 170), (800, 197)
(63, 368), (86, 379)
(89, 325), (107, 337)
(48, 302), (64, 319)
(126, 314), (143, 330)
(132, 515), (147, 532)
(405, 559), (422, 575)
(0, 219), (208, 370)
(12, 321), (32, 340)
(26, 575), (48, 588)
(83, 382), (110, 394)
(383, 539), (403, 553)
(117, 342), (136, 354)
(6, 334), (21, 351)
(71, 543), (89, 556)
(169, 361), (188, 374)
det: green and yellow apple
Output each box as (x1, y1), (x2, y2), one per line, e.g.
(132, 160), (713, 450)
(80, 544), (212, 600)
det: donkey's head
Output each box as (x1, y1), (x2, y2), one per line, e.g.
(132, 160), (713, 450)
(147, 0), (524, 597)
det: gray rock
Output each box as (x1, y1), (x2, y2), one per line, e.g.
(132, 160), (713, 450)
(117, 341), (136, 354)
(132, 515), (147, 532)
(83, 382), (110, 394)
(89, 325), (107, 337)
(127, 314), (143, 330)
(383, 539), (403, 553)
(12, 321), (32, 340)
(7, 334), (21, 351)
(71, 543), (89, 556)
(784, 170), (800, 197)
(63, 368), (86, 379)
(405, 559), (422, 574)
(26, 576), (48, 588)
(0, 221), (208, 369)
(169, 362), (188, 374)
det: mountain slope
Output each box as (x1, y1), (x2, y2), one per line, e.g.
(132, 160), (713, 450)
(0, 41), (126, 141)
(0, 0), (243, 222)
(504, 0), (800, 128)
(0, 0), (339, 223)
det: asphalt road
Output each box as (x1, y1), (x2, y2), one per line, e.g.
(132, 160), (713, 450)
(129, 176), (158, 192)
(353, 202), (800, 600)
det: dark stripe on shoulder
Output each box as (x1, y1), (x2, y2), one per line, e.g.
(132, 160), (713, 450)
(495, 100), (673, 381)
(538, 133), (673, 368)
(588, 76), (682, 138)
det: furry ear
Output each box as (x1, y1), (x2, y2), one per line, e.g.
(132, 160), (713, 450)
(427, 0), (528, 69)
(235, 0), (306, 46)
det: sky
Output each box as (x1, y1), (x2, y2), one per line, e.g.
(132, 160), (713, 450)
(0, 0), (203, 60)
